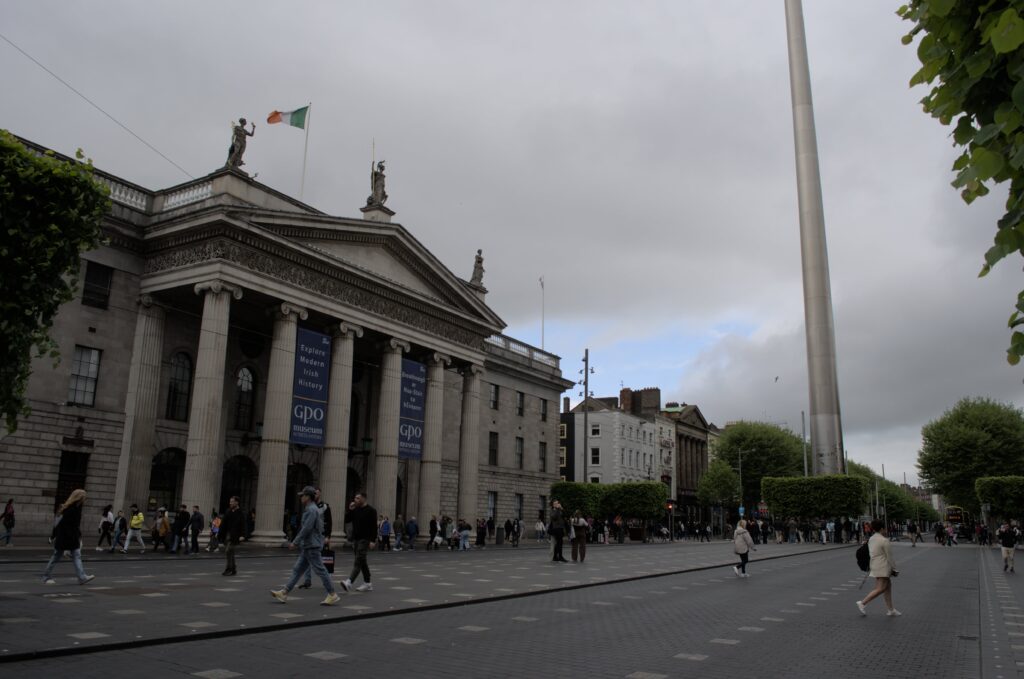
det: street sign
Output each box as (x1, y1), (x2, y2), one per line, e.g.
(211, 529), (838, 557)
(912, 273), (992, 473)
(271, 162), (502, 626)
(738, 506), (745, 516)
(758, 501), (768, 515)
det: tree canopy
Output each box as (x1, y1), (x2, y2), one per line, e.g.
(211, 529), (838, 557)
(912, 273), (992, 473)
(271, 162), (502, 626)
(917, 397), (1024, 512)
(697, 458), (740, 508)
(0, 131), (109, 432)
(848, 461), (938, 523)
(976, 475), (1024, 520)
(714, 421), (804, 508)
(898, 2), (1024, 364)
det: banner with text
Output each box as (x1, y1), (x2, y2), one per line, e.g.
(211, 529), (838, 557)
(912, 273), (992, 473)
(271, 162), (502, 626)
(398, 358), (426, 459)
(290, 327), (331, 446)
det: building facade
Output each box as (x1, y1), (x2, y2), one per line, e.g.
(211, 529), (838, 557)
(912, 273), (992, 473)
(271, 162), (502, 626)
(1, 137), (571, 538)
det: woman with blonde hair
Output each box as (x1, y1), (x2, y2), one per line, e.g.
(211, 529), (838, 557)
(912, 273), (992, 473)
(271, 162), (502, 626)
(732, 518), (756, 578)
(42, 489), (94, 585)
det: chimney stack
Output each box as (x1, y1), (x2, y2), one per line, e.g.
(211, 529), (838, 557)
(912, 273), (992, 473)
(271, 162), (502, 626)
(563, 396), (570, 414)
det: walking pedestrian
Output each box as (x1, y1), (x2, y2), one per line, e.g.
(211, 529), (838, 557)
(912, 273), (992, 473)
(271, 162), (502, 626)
(908, 520), (921, 547)
(42, 489), (95, 585)
(188, 505), (204, 555)
(153, 509), (170, 552)
(732, 518), (756, 577)
(998, 520), (1019, 573)
(548, 500), (568, 562)
(109, 510), (127, 553)
(458, 518), (471, 551)
(339, 492), (377, 593)
(271, 486), (340, 605)
(511, 518), (521, 547)
(394, 513), (405, 551)
(122, 504), (147, 553)
(1, 499), (15, 546)
(504, 518), (513, 547)
(534, 518), (546, 542)
(405, 516), (419, 550)
(205, 512), (221, 551)
(428, 515), (439, 550)
(170, 504), (190, 554)
(856, 519), (900, 617)
(220, 496), (245, 576)
(96, 504), (114, 551)
(571, 510), (589, 562)
(379, 515), (391, 552)
(298, 488), (332, 589)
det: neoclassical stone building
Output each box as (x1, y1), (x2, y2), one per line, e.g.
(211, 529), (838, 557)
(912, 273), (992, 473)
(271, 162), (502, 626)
(1, 137), (571, 539)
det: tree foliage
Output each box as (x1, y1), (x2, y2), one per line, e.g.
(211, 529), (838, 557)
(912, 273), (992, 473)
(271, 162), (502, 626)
(550, 481), (604, 517)
(848, 460), (939, 523)
(917, 397), (1024, 512)
(898, 2), (1024, 363)
(714, 421), (804, 507)
(976, 475), (1024, 519)
(761, 475), (867, 518)
(0, 131), (109, 432)
(697, 458), (740, 508)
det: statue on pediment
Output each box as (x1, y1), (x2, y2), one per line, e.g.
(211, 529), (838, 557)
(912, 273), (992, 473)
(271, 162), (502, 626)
(470, 249), (485, 287)
(226, 118), (255, 170)
(367, 160), (388, 207)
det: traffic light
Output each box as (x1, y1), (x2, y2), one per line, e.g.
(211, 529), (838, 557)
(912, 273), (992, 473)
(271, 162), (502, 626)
(666, 500), (675, 511)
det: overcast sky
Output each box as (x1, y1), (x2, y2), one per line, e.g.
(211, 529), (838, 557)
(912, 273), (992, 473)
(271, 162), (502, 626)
(3, 2), (1022, 486)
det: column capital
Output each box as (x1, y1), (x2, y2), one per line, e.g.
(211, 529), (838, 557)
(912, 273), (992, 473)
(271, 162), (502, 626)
(332, 322), (364, 339)
(381, 337), (411, 354)
(138, 294), (163, 310)
(269, 301), (308, 322)
(429, 352), (451, 367)
(194, 280), (243, 300)
(461, 362), (484, 377)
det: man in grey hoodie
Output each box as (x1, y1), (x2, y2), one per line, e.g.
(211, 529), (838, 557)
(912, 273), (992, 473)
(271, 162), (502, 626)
(271, 486), (339, 606)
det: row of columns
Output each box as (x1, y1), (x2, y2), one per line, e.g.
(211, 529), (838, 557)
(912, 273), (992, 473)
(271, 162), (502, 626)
(115, 279), (484, 542)
(677, 435), (708, 493)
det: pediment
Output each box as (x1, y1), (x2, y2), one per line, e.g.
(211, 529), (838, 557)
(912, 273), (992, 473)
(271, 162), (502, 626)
(300, 238), (440, 300)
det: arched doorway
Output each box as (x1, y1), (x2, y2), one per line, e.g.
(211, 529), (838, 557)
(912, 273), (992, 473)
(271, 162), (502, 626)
(148, 448), (185, 512)
(220, 455), (257, 515)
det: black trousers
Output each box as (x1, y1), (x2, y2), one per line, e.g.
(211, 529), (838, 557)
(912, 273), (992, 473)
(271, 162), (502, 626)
(551, 530), (565, 560)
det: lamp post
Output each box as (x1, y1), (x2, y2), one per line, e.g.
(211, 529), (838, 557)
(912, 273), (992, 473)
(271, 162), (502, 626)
(578, 349), (595, 483)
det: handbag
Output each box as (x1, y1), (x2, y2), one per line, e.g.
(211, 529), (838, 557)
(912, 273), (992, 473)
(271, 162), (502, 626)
(321, 547), (335, 574)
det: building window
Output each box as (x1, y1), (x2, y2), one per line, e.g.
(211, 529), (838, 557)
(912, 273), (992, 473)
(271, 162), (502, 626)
(515, 493), (524, 520)
(559, 446), (566, 467)
(591, 447), (600, 465)
(234, 367), (256, 430)
(539, 441), (548, 472)
(590, 476), (599, 484)
(541, 399), (548, 422)
(487, 491), (497, 520)
(67, 345), (101, 406)
(559, 423), (566, 438)
(538, 495), (547, 522)
(488, 431), (499, 466)
(489, 384), (499, 409)
(81, 261), (113, 309)
(515, 436), (524, 469)
(165, 352), (192, 421)
(55, 450), (90, 511)
(591, 423), (601, 437)
(516, 391), (525, 416)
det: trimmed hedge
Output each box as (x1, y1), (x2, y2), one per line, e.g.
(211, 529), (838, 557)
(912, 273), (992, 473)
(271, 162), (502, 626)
(762, 475), (867, 518)
(550, 481), (668, 520)
(976, 476), (1024, 519)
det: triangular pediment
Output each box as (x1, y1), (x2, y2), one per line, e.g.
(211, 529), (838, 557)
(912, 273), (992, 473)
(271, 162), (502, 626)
(300, 237), (440, 300)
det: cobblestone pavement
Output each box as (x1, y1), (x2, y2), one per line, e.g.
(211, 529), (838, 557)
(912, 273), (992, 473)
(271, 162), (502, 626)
(2, 540), (1018, 678)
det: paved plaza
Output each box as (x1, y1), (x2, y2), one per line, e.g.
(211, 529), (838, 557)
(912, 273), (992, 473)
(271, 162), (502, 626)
(0, 539), (1020, 678)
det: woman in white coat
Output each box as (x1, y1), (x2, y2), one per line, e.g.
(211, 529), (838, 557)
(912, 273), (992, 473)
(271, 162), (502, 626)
(732, 519), (756, 577)
(857, 519), (900, 616)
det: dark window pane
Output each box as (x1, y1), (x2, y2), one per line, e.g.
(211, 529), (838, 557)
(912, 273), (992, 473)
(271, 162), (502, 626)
(81, 261), (113, 309)
(166, 352), (192, 421)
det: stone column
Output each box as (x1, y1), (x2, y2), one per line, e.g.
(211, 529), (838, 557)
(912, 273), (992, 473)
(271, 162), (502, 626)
(321, 322), (362, 540)
(113, 295), (165, 513)
(181, 281), (241, 517)
(417, 353), (449, 528)
(457, 363), (483, 522)
(251, 302), (308, 542)
(370, 338), (409, 523)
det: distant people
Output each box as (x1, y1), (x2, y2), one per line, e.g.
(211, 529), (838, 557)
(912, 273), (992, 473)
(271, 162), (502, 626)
(1, 499), (14, 546)
(535, 518), (546, 542)
(998, 521), (1020, 573)
(271, 486), (339, 606)
(170, 504), (190, 554)
(123, 504), (147, 553)
(340, 492), (377, 593)
(511, 518), (521, 548)
(379, 515), (392, 552)
(907, 520), (921, 547)
(188, 505), (205, 555)
(152, 510), (170, 551)
(109, 510), (127, 553)
(732, 519), (756, 577)
(394, 514), (405, 551)
(476, 518), (487, 548)
(220, 496), (246, 576)
(504, 519), (514, 546)
(548, 500), (568, 563)
(298, 488), (332, 589)
(96, 504), (114, 551)
(206, 512), (222, 552)
(571, 510), (589, 563)
(428, 515), (440, 550)
(406, 516), (418, 551)
(856, 519), (900, 617)
(42, 489), (94, 585)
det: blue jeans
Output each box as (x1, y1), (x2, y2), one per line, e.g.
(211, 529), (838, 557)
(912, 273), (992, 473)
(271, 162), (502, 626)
(43, 547), (88, 582)
(1, 525), (12, 545)
(285, 547), (334, 594)
(459, 530), (470, 550)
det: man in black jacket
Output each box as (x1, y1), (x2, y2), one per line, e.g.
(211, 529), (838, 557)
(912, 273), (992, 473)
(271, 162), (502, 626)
(340, 492), (377, 592)
(220, 496), (245, 576)
(188, 505), (204, 555)
(170, 505), (190, 554)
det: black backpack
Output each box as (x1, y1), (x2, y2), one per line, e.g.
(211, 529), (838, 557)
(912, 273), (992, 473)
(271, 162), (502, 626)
(856, 542), (870, 572)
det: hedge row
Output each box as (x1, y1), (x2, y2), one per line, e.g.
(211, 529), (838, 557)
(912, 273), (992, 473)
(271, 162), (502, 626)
(761, 475), (868, 518)
(550, 481), (669, 520)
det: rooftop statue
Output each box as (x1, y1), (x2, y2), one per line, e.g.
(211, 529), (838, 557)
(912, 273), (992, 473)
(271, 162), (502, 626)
(367, 160), (388, 207)
(226, 118), (255, 170)
(470, 249), (485, 287)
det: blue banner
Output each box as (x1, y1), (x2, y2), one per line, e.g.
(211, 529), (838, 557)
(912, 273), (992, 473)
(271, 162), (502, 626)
(290, 327), (331, 446)
(398, 358), (426, 459)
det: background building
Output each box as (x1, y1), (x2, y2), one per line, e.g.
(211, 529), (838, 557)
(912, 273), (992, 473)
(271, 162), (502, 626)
(1, 136), (571, 537)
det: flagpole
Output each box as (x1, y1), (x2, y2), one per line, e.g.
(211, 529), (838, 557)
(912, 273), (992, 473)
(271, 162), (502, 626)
(300, 102), (312, 201)
(540, 276), (545, 350)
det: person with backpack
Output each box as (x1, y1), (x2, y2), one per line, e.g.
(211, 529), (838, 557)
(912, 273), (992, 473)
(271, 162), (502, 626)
(856, 519), (900, 617)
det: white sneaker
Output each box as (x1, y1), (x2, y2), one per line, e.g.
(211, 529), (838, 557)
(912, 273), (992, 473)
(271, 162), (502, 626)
(887, 608), (902, 617)
(733, 566), (741, 577)
(356, 582), (373, 592)
(338, 579), (351, 592)
(43, 578), (56, 585)
(95, 547), (103, 552)
(856, 601), (867, 616)
(321, 592), (340, 605)
(741, 573), (750, 578)
(79, 574), (95, 585)
(270, 589), (287, 603)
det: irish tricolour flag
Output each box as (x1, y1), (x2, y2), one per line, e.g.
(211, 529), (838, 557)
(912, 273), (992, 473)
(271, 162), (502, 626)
(267, 106), (309, 129)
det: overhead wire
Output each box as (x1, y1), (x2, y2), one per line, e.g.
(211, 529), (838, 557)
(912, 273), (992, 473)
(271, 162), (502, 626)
(0, 30), (194, 179)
